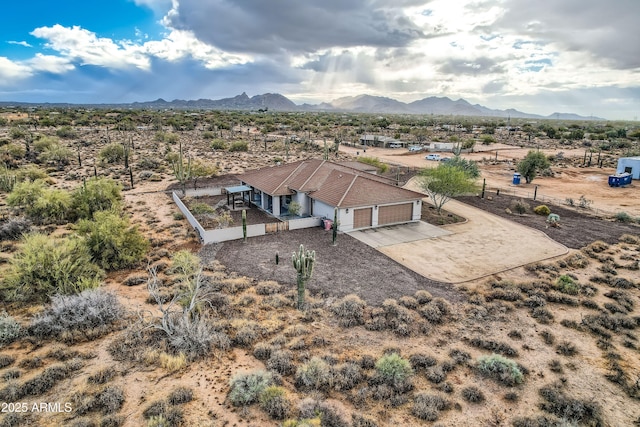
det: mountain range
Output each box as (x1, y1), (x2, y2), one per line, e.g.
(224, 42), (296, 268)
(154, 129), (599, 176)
(0, 92), (604, 121)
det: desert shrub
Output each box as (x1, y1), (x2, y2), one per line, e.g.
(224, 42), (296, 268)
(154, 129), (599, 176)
(159, 352), (187, 371)
(71, 178), (122, 220)
(2, 233), (103, 303)
(88, 368), (116, 385)
(538, 384), (603, 424)
(298, 398), (349, 427)
(267, 349), (295, 376)
(209, 139), (227, 150)
(375, 353), (413, 390)
(164, 314), (230, 360)
(256, 280), (282, 295)
(253, 342), (274, 361)
(426, 367), (446, 384)
(351, 413), (378, 427)
(419, 299), (450, 324)
(39, 144), (74, 170)
(555, 274), (580, 295)
(31, 188), (73, 224)
(77, 210), (149, 270)
(476, 354), (524, 386)
(228, 370), (274, 406)
(137, 157), (162, 170)
(94, 385), (125, 414)
(531, 307), (554, 324)
(449, 349), (471, 365)
(29, 290), (123, 342)
(0, 354), (15, 369)
(0, 312), (23, 347)
(295, 357), (333, 391)
(564, 253), (589, 268)
(331, 294), (366, 327)
(469, 338), (518, 357)
(98, 143), (125, 164)
(414, 290), (432, 304)
(409, 353), (437, 371)
(412, 392), (451, 421)
(189, 202), (215, 215)
(6, 179), (47, 210)
(0, 217), (31, 241)
(334, 362), (363, 391)
(533, 205), (551, 215)
(619, 234), (640, 244)
(510, 199), (529, 215)
(461, 386), (485, 403)
(228, 141), (249, 152)
(167, 387), (193, 405)
(259, 386), (291, 420)
(18, 360), (82, 398)
(2, 368), (20, 381)
(555, 341), (578, 357)
(615, 211), (633, 223)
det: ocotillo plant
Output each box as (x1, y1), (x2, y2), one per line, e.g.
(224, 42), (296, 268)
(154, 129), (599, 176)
(292, 244), (316, 310)
(242, 209), (247, 243)
(332, 207), (338, 245)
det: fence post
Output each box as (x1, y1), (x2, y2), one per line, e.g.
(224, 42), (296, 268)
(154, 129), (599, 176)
(533, 185), (538, 201)
(481, 178), (486, 199)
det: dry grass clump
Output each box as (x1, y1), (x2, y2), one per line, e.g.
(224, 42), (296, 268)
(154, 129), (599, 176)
(563, 252), (590, 268)
(411, 392), (451, 421)
(468, 337), (518, 357)
(331, 294), (366, 327)
(256, 280), (282, 295)
(461, 385), (485, 403)
(87, 367), (116, 385)
(538, 383), (603, 425)
(167, 387), (193, 405)
(297, 398), (349, 427)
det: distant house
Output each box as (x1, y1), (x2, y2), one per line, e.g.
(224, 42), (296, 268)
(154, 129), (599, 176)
(359, 135), (407, 148)
(616, 157), (640, 179)
(239, 160), (424, 231)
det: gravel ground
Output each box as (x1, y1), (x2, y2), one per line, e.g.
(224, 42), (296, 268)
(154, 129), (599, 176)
(207, 227), (465, 305)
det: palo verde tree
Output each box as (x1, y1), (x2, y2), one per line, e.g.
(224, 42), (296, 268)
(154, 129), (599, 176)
(517, 150), (551, 184)
(292, 245), (316, 311)
(419, 164), (478, 214)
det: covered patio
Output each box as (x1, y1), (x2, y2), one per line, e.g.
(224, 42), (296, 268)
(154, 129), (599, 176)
(224, 185), (252, 210)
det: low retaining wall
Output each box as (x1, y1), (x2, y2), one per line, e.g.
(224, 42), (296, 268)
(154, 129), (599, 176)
(173, 192), (322, 244)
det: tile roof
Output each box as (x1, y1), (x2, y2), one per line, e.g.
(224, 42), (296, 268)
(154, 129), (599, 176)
(240, 160), (424, 208)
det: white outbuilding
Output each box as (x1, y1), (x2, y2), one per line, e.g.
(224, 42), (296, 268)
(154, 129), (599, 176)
(616, 157), (640, 179)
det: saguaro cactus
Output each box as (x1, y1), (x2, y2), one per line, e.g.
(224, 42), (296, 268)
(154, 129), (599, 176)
(292, 244), (316, 310)
(172, 140), (192, 196)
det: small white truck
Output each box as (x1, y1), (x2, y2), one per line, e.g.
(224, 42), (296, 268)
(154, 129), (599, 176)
(425, 154), (441, 161)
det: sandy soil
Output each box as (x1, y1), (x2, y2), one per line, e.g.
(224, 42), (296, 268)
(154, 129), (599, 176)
(339, 144), (640, 216)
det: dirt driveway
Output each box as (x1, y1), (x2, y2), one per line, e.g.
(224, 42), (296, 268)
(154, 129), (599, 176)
(365, 178), (569, 283)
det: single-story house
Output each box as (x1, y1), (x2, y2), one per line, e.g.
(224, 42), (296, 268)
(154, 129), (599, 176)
(359, 135), (408, 148)
(616, 157), (640, 179)
(239, 160), (424, 231)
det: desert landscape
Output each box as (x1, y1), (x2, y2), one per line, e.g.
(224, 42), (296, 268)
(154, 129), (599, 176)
(0, 109), (639, 427)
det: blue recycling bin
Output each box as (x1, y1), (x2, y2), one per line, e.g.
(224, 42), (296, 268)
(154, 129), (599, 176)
(512, 173), (521, 185)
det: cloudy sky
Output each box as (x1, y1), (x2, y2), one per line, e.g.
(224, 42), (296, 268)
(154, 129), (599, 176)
(1, 0), (638, 119)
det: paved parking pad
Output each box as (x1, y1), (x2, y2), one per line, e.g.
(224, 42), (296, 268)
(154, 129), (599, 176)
(348, 221), (452, 248)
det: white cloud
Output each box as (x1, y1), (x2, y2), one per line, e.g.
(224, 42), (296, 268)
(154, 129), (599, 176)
(0, 57), (32, 80)
(27, 54), (75, 74)
(31, 25), (151, 70)
(8, 41), (32, 48)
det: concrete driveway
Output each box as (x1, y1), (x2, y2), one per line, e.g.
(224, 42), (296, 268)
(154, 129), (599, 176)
(348, 221), (452, 248)
(351, 178), (569, 283)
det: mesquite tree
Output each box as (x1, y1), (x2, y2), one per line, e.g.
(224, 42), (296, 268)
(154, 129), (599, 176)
(292, 244), (316, 310)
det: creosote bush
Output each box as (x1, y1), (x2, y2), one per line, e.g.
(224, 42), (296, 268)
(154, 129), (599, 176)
(461, 386), (485, 403)
(77, 210), (149, 271)
(556, 275), (580, 295)
(1, 233), (103, 303)
(412, 392), (451, 421)
(476, 354), (524, 386)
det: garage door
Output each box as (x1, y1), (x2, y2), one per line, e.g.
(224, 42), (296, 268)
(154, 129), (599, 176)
(353, 207), (372, 229)
(378, 203), (413, 225)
